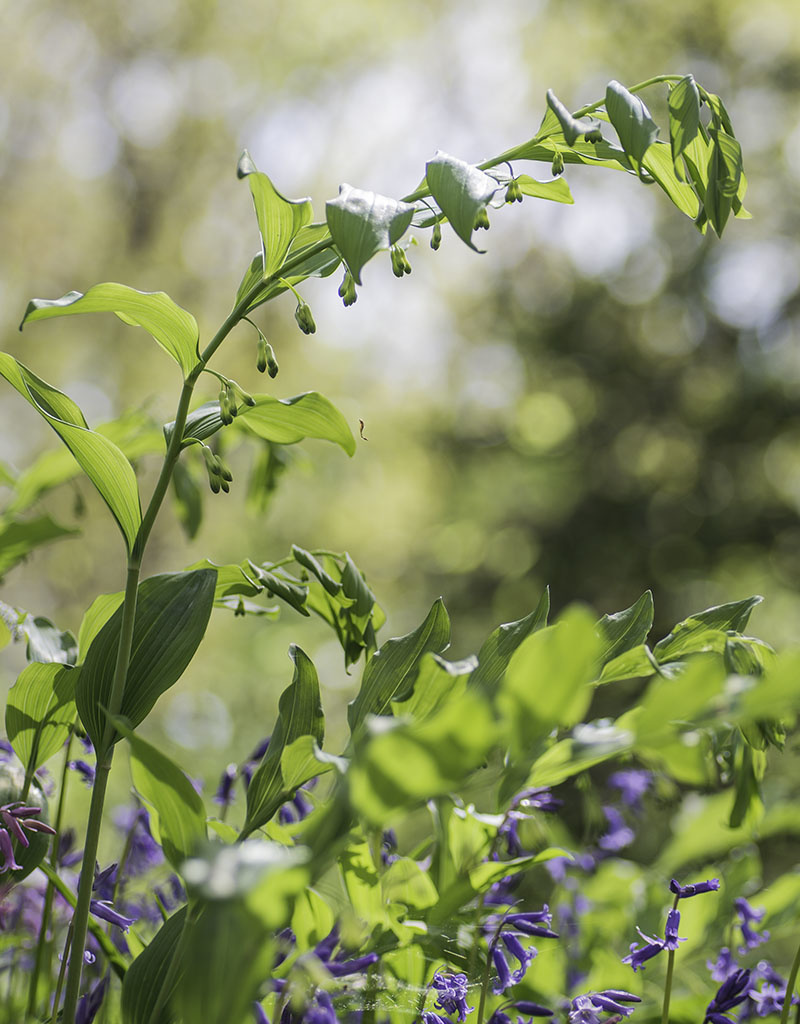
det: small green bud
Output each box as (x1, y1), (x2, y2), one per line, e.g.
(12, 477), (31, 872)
(219, 387), (233, 426)
(232, 382), (255, 407)
(390, 246), (405, 278)
(473, 206), (491, 231)
(551, 150), (565, 176)
(256, 333), (268, 373)
(216, 456), (233, 483)
(584, 127), (603, 144)
(338, 271), (358, 307)
(208, 473), (221, 494)
(294, 301), (316, 335)
(235, 596), (246, 617)
(430, 221), (442, 251)
(505, 178), (523, 204)
(219, 477), (230, 494)
(265, 342), (279, 379)
(226, 384), (238, 419)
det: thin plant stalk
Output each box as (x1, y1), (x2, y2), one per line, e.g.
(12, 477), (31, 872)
(780, 937), (800, 1024)
(661, 893), (681, 1024)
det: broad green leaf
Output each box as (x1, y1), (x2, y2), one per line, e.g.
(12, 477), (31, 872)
(292, 545), (341, 596)
(6, 663), (76, 774)
(347, 598), (450, 735)
(736, 649), (800, 723)
(654, 596), (762, 662)
(237, 151), (313, 280)
(527, 721), (633, 787)
(392, 652), (476, 722)
(381, 857), (438, 910)
(20, 282), (199, 378)
(0, 355), (142, 552)
(281, 735), (347, 791)
(596, 591), (653, 665)
(545, 90), (602, 146)
(186, 560), (262, 600)
(0, 516), (78, 578)
(641, 142), (701, 218)
(605, 80), (660, 176)
(668, 75), (701, 173)
(164, 400), (223, 446)
(326, 184), (415, 284)
(705, 128), (743, 237)
(470, 589), (550, 695)
(76, 569), (216, 753)
(247, 563), (310, 616)
(516, 175), (574, 204)
(508, 136), (632, 172)
(120, 721), (207, 870)
(21, 614), (77, 665)
(243, 645), (325, 835)
(238, 393), (356, 456)
(425, 152), (501, 251)
(77, 592), (124, 662)
(595, 644), (655, 684)
(237, 225), (342, 314)
(121, 906), (186, 1024)
(626, 653), (727, 745)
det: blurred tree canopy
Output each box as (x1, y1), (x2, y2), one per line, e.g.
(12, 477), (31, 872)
(3, 0), (800, 768)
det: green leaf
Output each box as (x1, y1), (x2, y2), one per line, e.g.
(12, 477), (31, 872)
(247, 563), (310, 616)
(281, 734), (346, 791)
(705, 128), (743, 237)
(0, 515), (79, 578)
(243, 645), (325, 835)
(627, 653), (727, 746)
(392, 652), (476, 722)
(21, 614), (77, 665)
(595, 644), (656, 684)
(470, 589), (550, 695)
(77, 592), (124, 662)
(425, 152), (501, 251)
(515, 175), (574, 204)
(641, 142), (701, 219)
(604, 80), (660, 176)
(545, 90), (602, 146)
(5, 663), (76, 774)
(347, 598), (450, 736)
(527, 721), (633, 787)
(237, 151), (314, 280)
(292, 545), (341, 596)
(76, 570), (216, 753)
(668, 75), (701, 173)
(119, 721), (207, 870)
(186, 560), (262, 600)
(121, 906), (186, 1024)
(0, 354), (142, 552)
(381, 857), (438, 910)
(237, 225), (342, 314)
(326, 184), (415, 285)
(596, 591), (653, 665)
(20, 282), (200, 378)
(653, 596), (762, 662)
(237, 393), (356, 456)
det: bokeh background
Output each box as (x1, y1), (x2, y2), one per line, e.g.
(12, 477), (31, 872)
(2, 0), (800, 794)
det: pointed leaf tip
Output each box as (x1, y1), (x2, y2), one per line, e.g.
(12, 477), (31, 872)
(425, 152), (501, 252)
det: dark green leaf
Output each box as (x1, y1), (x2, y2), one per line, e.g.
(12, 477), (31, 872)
(470, 588), (549, 695)
(237, 151), (314, 279)
(0, 354), (142, 552)
(164, 401), (223, 446)
(425, 152), (501, 251)
(121, 907), (186, 1024)
(292, 545), (341, 596)
(76, 570), (216, 753)
(5, 663), (76, 774)
(605, 80), (660, 176)
(186, 560), (262, 600)
(515, 175), (574, 204)
(243, 645), (325, 835)
(326, 184), (415, 284)
(347, 598), (450, 736)
(247, 563), (309, 616)
(20, 283), (200, 378)
(546, 90), (602, 146)
(668, 75), (701, 173)
(654, 595), (762, 662)
(171, 461), (203, 540)
(705, 128), (743, 237)
(341, 552), (376, 617)
(0, 516), (79, 579)
(596, 590), (653, 665)
(281, 734), (347, 791)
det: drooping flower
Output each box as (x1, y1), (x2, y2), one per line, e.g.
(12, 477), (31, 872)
(568, 990), (641, 1024)
(670, 878), (720, 900)
(704, 968), (752, 1024)
(113, 805), (163, 878)
(734, 898), (769, 952)
(75, 974), (109, 1024)
(485, 908), (557, 995)
(622, 911), (684, 973)
(0, 801), (56, 872)
(432, 970), (473, 1021)
(312, 924), (379, 978)
(213, 763), (238, 808)
(69, 759), (96, 788)
(663, 909), (685, 951)
(488, 998), (554, 1024)
(608, 770), (652, 811)
(597, 807), (634, 852)
(707, 948), (738, 982)
(89, 899), (135, 932)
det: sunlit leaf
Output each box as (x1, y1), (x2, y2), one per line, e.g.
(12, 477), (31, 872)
(238, 393), (356, 456)
(292, 545), (341, 596)
(546, 90), (602, 146)
(392, 652), (476, 722)
(77, 592), (123, 662)
(20, 282), (199, 378)
(705, 128), (743, 237)
(605, 80), (660, 176)
(515, 175), (574, 204)
(641, 142), (700, 218)
(596, 590), (653, 665)
(527, 722), (633, 787)
(668, 75), (701, 174)
(0, 516), (79, 579)
(595, 644), (655, 684)
(425, 152), (501, 251)
(654, 595), (762, 662)
(186, 559), (262, 600)
(470, 589), (550, 695)
(21, 614), (77, 665)
(121, 907), (186, 1024)
(5, 662), (76, 775)
(0, 355), (142, 552)
(381, 857), (438, 909)
(326, 184), (415, 284)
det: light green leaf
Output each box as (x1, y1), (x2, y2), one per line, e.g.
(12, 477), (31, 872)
(509, 136), (632, 172)
(247, 563), (310, 616)
(118, 720), (207, 870)
(5, 663), (76, 774)
(595, 644), (655, 684)
(0, 354), (142, 552)
(392, 652), (475, 722)
(605, 80), (660, 176)
(243, 645), (325, 835)
(347, 598), (450, 736)
(237, 151), (314, 280)
(628, 653), (727, 745)
(641, 142), (701, 218)
(546, 90), (602, 146)
(326, 184), (415, 284)
(0, 516), (79, 579)
(381, 857), (438, 910)
(425, 152), (501, 251)
(20, 283), (199, 378)
(292, 545), (341, 596)
(21, 614), (77, 665)
(121, 907), (186, 1024)
(527, 722), (633, 787)
(77, 592), (124, 662)
(668, 75), (701, 173)
(186, 559), (262, 600)
(237, 393), (356, 456)
(468, 848), (567, 891)
(654, 595), (762, 662)
(76, 569), (216, 754)
(515, 175), (574, 204)
(238, 225), (342, 314)
(705, 128), (743, 237)
(281, 735), (347, 791)
(596, 590), (653, 665)
(470, 589), (550, 695)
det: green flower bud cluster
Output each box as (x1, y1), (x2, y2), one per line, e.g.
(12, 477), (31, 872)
(219, 384), (237, 426)
(294, 301), (316, 335)
(202, 446), (233, 494)
(390, 246), (412, 278)
(473, 206), (491, 231)
(551, 150), (565, 176)
(584, 126), (603, 144)
(505, 178), (523, 204)
(430, 221), (442, 251)
(338, 270), (358, 307)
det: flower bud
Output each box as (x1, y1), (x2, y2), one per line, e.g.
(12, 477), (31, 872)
(216, 457), (233, 483)
(265, 342), (279, 379)
(505, 178), (523, 204)
(232, 382), (255, 407)
(390, 246), (405, 278)
(584, 127), (603, 144)
(226, 384), (238, 419)
(338, 271), (358, 307)
(551, 150), (565, 176)
(430, 221), (442, 250)
(256, 334), (268, 374)
(294, 301), (316, 335)
(219, 387), (233, 426)
(473, 206), (491, 231)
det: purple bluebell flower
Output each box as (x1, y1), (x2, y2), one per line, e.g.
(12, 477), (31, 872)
(486, 907), (556, 995)
(69, 759), (96, 788)
(92, 862), (117, 901)
(623, 909), (684, 972)
(597, 807), (634, 852)
(381, 829), (399, 866)
(704, 968), (752, 1024)
(421, 1014), (451, 1024)
(312, 924), (378, 978)
(749, 984), (785, 1017)
(663, 909), (685, 951)
(488, 999), (553, 1024)
(306, 990), (339, 1024)
(707, 948), (738, 982)
(213, 763), (238, 807)
(568, 991), (641, 1024)
(608, 770), (652, 810)
(432, 970), (473, 1021)
(485, 874), (521, 907)
(241, 737), (271, 788)
(113, 805), (163, 878)
(252, 1003), (270, 1024)
(89, 899), (135, 931)
(75, 973), (108, 1024)
(670, 878), (720, 899)
(278, 779), (316, 825)
(0, 801), (56, 872)
(734, 898), (769, 952)
(498, 788), (562, 857)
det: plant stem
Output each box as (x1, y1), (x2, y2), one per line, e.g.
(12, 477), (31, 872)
(780, 935), (800, 1024)
(661, 894), (680, 1024)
